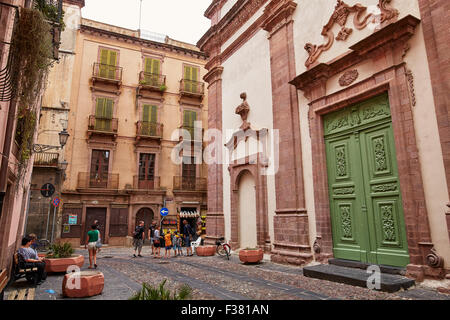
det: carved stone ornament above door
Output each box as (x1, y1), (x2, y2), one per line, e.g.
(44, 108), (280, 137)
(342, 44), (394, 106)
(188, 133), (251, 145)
(339, 69), (359, 87)
(304, 0), (399, 68)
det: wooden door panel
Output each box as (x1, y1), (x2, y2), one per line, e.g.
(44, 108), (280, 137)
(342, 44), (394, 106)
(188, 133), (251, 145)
(326, 136), (367, 262)
(360, 124), (409, 266)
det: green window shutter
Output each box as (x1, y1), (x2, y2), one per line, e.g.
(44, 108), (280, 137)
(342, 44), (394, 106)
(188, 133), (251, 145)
(95, 98), (113, 131)
(150, 105), (157, 123)
(152, 59), (160, 75)
(105, 99), (114, 119)
(191, 67), (198, 81)
(143, 104), (151, 122)
(108, 51), (117, 66)
(145, 58), (152, 73)
(184, 66), (191, 80)
(183, 110), (196, 138)
(100, 49), (109, 65)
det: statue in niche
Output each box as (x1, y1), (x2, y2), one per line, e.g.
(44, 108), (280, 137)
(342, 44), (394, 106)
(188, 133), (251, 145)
(235, 92), (251, 131)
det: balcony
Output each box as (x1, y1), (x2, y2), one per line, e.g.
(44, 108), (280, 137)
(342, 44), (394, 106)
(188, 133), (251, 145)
(173, 176), (207, 191)
(179, 79), (205, 100)
(88, 115), (118, 140)
(91, 63), (122, 92)
(136, 121), (163, 143)
(180, 125), (204, 144)
(77, 172), (119, 190)
(33, 152), (59, 168)
(133, 176), (161, 191)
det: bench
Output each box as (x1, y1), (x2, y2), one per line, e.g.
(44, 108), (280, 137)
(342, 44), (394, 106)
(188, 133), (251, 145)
(0, 269), (8, 300)
(12, 253), (39, 285)
(6, 288), (35, 300)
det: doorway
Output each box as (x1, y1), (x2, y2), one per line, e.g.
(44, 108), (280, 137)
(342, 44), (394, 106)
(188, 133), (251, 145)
(84, 207), (107, 245)
(135, 208), (154, 245)
(238, 171), (257, 249)
(324, 94), (409, 267)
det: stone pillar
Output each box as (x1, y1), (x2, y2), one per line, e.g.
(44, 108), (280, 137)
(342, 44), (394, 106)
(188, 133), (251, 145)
(203, 65), (225, 245)
(262, 0), (312, 265)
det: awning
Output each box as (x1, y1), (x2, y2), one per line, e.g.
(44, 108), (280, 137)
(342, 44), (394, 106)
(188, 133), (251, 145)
(179, 210), (200, 218)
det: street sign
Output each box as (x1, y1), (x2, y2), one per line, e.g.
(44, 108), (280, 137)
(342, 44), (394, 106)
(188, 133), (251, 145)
(40, 183), (55, 198)
(160, 207), (169, 217)
(52, 197), (60, 207)
(68, 214), (77, 225)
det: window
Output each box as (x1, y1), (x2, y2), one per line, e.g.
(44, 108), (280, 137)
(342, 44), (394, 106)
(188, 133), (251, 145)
(95, 97), (114, 131)
(182, 156), (196, 189)
(138, 153), (156, 189)
(98, 48), (118, 79)
(90, 150), (110, 188)
(142, 104), (158, 136)
(183, 110), (197, 139)
(183, 65), (199, 93)
(143, 57), (161, 86)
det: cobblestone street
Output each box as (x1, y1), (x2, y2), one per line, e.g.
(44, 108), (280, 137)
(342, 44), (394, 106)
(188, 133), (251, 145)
(5, 247), (450, 300)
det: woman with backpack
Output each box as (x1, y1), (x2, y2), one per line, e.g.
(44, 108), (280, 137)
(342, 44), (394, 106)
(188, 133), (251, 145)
(85, 224), (100, 269)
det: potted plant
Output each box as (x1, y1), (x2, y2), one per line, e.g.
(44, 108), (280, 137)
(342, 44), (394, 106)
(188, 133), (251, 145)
(159, 84), (167, 92)
(239, 247), (264, 264)
(129, 280), (192, 300)
(44, 242), (84, 273)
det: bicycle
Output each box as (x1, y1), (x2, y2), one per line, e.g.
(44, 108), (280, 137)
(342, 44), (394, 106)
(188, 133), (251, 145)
(32, 238), (51, 253)
(215, 237), (231, 260)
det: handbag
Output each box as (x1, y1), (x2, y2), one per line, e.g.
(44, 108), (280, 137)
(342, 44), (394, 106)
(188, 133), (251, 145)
(95, 230), (102, 248)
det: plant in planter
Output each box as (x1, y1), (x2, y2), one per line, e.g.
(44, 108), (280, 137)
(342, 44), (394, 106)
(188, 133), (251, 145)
(44, 243), (84, 273)
(159, 84), (167, 92)
(129, 280), (192, 300)
(239, 247), (264, 264)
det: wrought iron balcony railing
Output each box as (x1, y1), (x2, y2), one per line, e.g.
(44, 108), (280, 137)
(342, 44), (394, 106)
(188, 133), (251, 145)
(173, 176), (207, 191)
(77, 172), (119, 189)
(133, 176), (160, 191)
(179, 79), (205, 96)
(92, 63), (123, 82)
(136, 121), (163, 138)
(33, 152), (59, 167)
(139, 72), (166, 89)
(88, 115), (118, 134)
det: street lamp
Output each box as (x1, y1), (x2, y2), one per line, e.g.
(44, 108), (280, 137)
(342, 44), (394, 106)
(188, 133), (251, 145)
(33, 128), (70, 153)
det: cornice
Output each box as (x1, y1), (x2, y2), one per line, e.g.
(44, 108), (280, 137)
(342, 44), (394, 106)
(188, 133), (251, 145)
(261, 0), (297, 36)
(290, 15), (420, 92)
(80, 25), (208, 60)
(198, 0), (268, 54)
(63, 0), (85, 8)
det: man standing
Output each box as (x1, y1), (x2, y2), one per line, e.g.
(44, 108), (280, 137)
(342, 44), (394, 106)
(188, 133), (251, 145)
(148, 221), (156, 255)
(133, 221), (145, 258)
(182, 220), (194, 256)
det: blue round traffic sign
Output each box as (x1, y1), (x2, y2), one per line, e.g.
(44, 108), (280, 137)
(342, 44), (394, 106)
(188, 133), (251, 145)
(160, 207), (169, 217)
(53, 197), (60, 207)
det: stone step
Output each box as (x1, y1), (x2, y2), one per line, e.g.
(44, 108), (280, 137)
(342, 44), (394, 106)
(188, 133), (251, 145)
(303, 264), (415, 293)
(328, 258), (406, 275)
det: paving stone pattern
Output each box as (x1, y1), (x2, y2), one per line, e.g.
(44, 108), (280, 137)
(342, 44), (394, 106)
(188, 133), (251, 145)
(3, 248), (450, 300)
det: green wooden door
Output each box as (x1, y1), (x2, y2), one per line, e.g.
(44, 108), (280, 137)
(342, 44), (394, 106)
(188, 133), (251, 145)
(324, 93), (409, 267)
(95, 98), (114, 131)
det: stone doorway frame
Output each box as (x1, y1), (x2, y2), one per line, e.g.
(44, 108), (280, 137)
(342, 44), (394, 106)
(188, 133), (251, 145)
(291, 16), (435, 271)
(228, 154), (270, 252)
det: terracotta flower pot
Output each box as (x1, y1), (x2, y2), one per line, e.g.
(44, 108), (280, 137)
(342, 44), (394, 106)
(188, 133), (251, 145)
(44, 254), (84, 273)
(62, 271), (104, 298)
(239, 249), (264, 264)
(196, 245), (216, 256)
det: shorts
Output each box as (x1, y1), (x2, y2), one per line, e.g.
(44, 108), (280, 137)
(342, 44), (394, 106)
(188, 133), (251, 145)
(153, 240), (160, 248)
(165, 246), (172, 250)
(184, 236), (191, 247)
(172, 244), (178, 250)
(133, 238), (143, 250)
(87, 242), (97, 250)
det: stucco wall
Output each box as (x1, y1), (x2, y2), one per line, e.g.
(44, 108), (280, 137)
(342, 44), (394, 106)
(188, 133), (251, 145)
(221, 28), (275, 248)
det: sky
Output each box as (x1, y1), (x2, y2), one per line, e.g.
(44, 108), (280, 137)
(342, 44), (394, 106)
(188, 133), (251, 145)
(81, 0), (212, 45)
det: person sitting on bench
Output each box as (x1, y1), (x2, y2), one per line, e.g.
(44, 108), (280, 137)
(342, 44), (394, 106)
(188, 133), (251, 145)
(18, 236), (47, 284)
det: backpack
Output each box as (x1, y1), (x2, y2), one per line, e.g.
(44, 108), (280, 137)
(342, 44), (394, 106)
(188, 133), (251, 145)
(133, 226), (142, 239)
